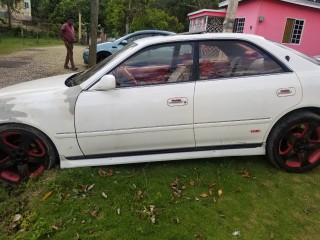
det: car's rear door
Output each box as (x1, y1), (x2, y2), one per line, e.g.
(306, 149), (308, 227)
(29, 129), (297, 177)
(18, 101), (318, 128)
(194, 40), (302, 148)
(75, 42), (196, 156)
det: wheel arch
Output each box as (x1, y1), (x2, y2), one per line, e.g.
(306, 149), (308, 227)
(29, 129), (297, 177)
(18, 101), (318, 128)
(265, 107), (320, 143)
(0, 122), (60, 162)
(97, 51), (112, 57)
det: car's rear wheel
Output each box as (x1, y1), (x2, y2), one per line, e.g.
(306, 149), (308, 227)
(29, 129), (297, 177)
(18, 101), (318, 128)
(97, 52), (111, 63)
(267, 111), (320, 172)
(0, 124), (58, 185)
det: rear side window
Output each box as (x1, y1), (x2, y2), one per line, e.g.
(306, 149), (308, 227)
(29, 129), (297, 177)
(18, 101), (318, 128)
(198, 40), (285, 80)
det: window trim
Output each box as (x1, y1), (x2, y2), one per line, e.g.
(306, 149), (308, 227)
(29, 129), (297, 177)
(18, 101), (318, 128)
(193, 39), (292, 82)
(233, 17), (246, 33)
(108, 41), (196, 88)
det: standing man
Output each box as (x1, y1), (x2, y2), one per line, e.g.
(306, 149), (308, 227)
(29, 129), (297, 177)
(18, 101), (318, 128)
(60, 16), (78, 70)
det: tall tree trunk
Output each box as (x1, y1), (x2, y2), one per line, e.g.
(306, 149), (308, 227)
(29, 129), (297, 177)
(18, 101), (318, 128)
(125, 1), (131, 34)
(223, 0), (239, 33)
(6, 2), (12, 28)
(89, 0), (99, 67)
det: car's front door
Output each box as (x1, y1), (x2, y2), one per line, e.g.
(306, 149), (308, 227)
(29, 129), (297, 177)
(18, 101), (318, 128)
(194, 40), (302, 148)
(75, 42), (195, 156)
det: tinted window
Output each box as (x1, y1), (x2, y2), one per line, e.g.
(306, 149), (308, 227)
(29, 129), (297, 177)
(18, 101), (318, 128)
(111, 43), (193, 87)
(198, 41), (285, 80)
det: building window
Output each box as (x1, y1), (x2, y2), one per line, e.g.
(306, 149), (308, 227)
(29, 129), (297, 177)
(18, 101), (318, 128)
(282, 18), (304, 44)
(233, 18), (245, 33)
(24, 1), (29, 9)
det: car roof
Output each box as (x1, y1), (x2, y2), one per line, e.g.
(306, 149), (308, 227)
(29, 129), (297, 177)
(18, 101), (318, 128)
(129, 29), (175, 36)
(134, 33), (266, 46)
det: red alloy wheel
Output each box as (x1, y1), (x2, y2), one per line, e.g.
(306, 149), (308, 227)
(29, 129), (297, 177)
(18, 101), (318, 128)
(278, 122), (320, 169)
(0, 130), (48, 184)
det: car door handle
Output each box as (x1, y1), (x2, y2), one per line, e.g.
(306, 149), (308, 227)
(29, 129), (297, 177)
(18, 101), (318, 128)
(277, 87), (296, 97)
(167, 97), (188, 107)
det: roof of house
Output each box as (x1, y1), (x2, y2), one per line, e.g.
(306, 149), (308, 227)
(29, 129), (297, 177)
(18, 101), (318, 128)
(219, 0), (320, 9)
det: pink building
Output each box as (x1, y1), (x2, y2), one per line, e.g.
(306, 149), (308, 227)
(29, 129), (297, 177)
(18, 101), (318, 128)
(188, 0), (320, 56)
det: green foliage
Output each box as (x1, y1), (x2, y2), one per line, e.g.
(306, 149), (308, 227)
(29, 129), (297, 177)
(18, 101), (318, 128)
(130, 8), (183, 33)
(1, 157), (320, 239)
(32, 0), (219, 38)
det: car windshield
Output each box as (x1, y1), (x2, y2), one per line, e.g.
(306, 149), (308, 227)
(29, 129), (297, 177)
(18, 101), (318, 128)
(73, 43), (137, 85)
(270, 40), (320, 66)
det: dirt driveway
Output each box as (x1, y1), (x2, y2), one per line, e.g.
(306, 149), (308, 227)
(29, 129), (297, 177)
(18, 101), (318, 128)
(0, 45), (88, 89)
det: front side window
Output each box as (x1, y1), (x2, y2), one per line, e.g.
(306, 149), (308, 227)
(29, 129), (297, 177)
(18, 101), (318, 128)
(282, 18), (304, 44)
(198, 40), (285, 80)
(111, 43), (193, 87)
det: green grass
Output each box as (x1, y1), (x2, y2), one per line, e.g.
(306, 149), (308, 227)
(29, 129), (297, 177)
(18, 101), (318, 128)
(0, 36), (62, 55)
(1, 156), (320, 240)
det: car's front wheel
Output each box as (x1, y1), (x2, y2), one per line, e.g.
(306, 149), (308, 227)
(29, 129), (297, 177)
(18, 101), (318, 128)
(267, 111), (320, 172)
(0, 124), (58, 184)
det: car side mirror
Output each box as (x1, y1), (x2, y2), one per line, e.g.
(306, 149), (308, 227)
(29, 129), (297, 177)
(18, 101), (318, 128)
(91, 75), (116, 91)
(120, 40), (128, 45)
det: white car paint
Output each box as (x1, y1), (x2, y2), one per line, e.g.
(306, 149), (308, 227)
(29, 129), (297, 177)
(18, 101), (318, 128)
(0, 33), (320, 170)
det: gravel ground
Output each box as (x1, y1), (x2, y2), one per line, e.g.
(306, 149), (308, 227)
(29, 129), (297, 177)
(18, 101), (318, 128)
(0, 45), (88, 89)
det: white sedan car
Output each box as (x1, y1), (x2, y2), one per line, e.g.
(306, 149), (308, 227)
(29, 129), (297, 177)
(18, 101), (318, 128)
(1, 33), (320, 184)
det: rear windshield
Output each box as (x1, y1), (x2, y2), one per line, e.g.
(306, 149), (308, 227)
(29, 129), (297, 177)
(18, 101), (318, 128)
(271, 41), (320, 66)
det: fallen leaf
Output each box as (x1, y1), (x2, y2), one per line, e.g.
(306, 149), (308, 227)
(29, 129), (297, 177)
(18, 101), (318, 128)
(76, 233), (80, 240)
(12, 214), (22, 222)
(98, 168), (107, 176)
(210, 182), (216, 188)
(41, 191), (53, 202)
(117, 208), (121, 215)
(242, 170), (251, 178)
(199, 193), (208, 198)
(174, 217), (180, 224)
(136, 190), (143, 200)
(87, 184), (95, 192)
(107, 169), (114, 176)
(181, 185), (186, 190)
(90, 210), (98, 218)
(151, 217), (156, 224)
(189, 179), (196, 186)
(218, 189), (223, 197)
(232, 231), (241, 237)
(51, 224), (58, 230)
(269, 231), (275, 240)
(102, 192), (108, 199)
(209, 188), (213, 196)
(213, 197), (217, 203)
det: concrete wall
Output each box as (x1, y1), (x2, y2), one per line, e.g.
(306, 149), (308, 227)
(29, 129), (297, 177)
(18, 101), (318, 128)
(236, 0), (320, 56)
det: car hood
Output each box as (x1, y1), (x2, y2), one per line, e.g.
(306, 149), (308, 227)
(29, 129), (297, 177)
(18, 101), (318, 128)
(0, 73), (76, 97)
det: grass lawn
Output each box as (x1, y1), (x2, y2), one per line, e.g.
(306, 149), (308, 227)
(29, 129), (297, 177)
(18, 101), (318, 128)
(0, 156), (319, 239)
(0, 36), (62, 56)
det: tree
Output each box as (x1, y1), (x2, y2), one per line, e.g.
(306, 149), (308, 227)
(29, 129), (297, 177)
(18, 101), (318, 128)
(131, 8), (183, 33)
(0, 0), (18, 28)
(154, 0), (219, 31)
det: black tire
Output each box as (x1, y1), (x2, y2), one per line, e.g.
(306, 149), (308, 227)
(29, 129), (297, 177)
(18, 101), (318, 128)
(97, 52), (111, 63)
(267, 111), (320, 173)
(0, 124), (58, 184)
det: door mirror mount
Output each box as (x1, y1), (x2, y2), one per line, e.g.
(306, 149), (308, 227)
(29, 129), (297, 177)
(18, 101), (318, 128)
(120, 40), (128, 46)
(91, 75), (116, 91)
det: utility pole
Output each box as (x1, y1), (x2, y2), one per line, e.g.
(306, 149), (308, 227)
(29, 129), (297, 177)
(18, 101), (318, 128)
(223, 0), (239, 33)
(89, 0), (99, 67)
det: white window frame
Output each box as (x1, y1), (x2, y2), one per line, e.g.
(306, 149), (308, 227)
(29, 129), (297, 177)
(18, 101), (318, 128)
(282, 18), (305, 45)
(233, 17), (246, 33)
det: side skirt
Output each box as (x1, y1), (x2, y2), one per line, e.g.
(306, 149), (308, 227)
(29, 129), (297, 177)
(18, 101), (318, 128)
(60, 144), (266, 169)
